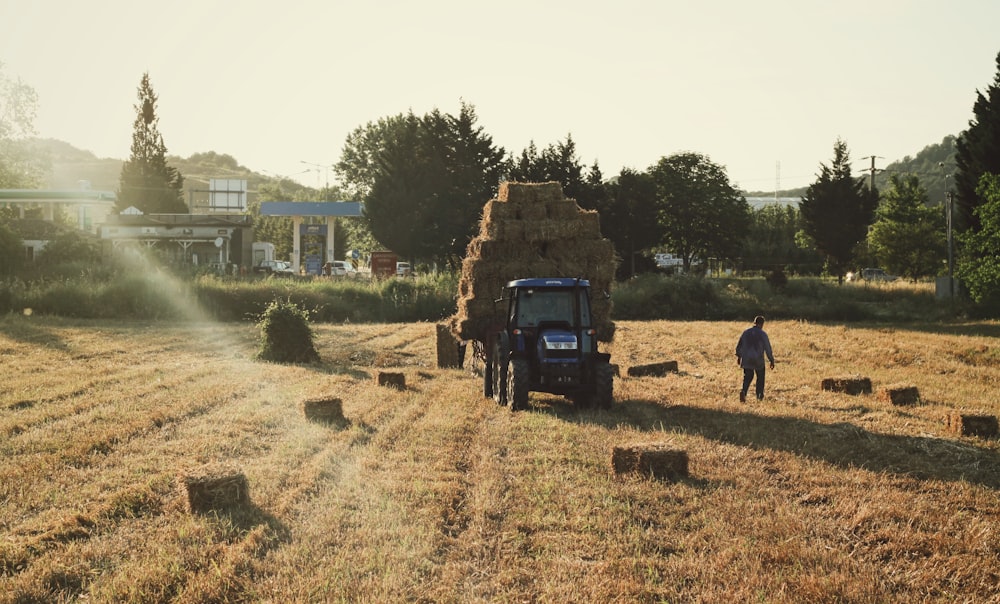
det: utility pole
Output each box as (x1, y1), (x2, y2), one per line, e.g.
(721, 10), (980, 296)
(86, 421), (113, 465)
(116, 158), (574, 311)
(940, 162), (955, 298)
(858, 156), (884, 193)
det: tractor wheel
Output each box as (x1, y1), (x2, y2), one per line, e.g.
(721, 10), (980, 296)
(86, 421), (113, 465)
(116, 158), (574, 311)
(491, 339), (508, 405)
(493, 359), (508, 405)
(593, 362), (615, 409)
(507, 359), (530, 411)
(483, 354), (494, 398)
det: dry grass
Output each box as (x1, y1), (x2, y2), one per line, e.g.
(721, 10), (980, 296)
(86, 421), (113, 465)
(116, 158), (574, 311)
(1, 316), (999, 602)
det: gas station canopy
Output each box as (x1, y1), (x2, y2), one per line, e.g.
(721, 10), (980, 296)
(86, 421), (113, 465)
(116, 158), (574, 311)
(260, 201), (363, 217)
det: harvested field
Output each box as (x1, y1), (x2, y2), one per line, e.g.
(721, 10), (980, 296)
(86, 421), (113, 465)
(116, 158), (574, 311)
(2, 316), (1000, 602)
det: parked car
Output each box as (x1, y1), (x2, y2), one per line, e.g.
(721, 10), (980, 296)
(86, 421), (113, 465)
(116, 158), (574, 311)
(254, 260), (295, 275)
(396, 261), (413, 277)
(330, 260), (358, 277)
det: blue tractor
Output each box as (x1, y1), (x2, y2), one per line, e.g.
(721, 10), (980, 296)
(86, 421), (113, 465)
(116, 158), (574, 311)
(483, 278), (614, 410)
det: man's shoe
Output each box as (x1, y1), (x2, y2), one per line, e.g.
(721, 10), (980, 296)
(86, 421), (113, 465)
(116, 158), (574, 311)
(739, 392), (746, 403)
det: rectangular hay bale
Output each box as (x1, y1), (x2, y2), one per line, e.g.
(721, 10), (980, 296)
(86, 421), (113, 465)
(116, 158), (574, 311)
(876, 385), (920, 406)
(376, 371), (406, 390)
(627, 361), (679, 377)
(821, 377), (872, 395)
(302, 397), (345, 423)
(611, 445), (689, 480)
(436, 323), (462, 368)
(946, 412), (999, 438)
(180, 467), (250, 514)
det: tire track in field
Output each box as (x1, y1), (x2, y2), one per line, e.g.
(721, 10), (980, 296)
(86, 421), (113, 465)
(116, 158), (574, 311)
(429, 400), (520, 600)
(0, 369), (260, 532)
(167, 369), (429, 601)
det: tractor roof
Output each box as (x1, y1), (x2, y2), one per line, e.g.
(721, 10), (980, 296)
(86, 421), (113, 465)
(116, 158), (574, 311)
(506, 277), (590, 289)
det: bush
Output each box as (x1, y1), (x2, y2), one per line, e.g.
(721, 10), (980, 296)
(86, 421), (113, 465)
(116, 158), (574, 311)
(256, 299), (319, 364)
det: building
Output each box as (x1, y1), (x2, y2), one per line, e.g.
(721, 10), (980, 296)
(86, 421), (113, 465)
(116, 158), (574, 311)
(0, 187), (117, 233)
(98, 210), (253, 271)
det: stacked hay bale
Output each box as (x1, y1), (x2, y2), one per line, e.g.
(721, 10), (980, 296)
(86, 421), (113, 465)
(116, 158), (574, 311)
(449, 181), (618, 344)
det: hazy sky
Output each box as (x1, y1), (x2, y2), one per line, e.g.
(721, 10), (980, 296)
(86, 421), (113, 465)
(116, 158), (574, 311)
(2, 0), (998, 192)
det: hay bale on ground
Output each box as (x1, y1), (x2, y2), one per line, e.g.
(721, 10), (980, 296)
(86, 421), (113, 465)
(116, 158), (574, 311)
(376, 371), (406, 390)
(945, 412), (999, 438)
(821, 376), (872, 395)
(876, 385), (920, 406)
(436, 323), (462, 368)
(627, 361), (679, 377)
(611, 444), (689, 480)
(302, 396), (345, 424)
(179, 466), (250, 514)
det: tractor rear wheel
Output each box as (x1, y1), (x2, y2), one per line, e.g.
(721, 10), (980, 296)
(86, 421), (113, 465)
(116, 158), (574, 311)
(593, 362), (614, 409)
(483, 354), (494, 398)
(491, 338), (508, 405)
(507, 359), (530, 411)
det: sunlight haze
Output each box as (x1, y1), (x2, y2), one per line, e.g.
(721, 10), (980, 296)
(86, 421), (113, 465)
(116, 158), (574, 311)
(2, 0), (998, 192)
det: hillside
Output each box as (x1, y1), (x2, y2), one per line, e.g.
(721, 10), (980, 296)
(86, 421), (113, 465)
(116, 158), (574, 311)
(27, 139), (311, 204)
(2, 316), (998, 602)
(32, 136), (958, 208)
(745, 136), (958, 204)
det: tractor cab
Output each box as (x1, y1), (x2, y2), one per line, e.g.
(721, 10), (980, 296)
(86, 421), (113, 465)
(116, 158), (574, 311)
(485, 278), (613, 410)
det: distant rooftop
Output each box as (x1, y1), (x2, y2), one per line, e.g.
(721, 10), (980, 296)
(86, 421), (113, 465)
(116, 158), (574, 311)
(0, 189), (117, 202)
(745, 197), (801, 208)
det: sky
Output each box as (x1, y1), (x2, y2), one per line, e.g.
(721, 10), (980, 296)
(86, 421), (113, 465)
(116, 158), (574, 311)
(2, 0), (998, 193)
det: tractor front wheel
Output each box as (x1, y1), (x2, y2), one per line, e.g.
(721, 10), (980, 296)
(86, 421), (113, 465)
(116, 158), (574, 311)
(507, 359), (530, 411)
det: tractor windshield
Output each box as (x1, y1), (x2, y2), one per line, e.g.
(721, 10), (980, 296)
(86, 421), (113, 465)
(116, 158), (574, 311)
(512, 288), (591, 328)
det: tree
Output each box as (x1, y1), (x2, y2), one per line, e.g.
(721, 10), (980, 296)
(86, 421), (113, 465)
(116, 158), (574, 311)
(954, 51), (1000, 234)
(336, 103), (506, 267)
(364, 111), (438, 263)
(741, 204), (822, 274)
(798, 139), (878, 282)
(36, 229), (102, 267)
(648, 152), (750, 273)
(507, 134), (604, 209)
(0, 61), (43, 188)
(422, 103), (507, 266)
(116, 73), (186, 214)
(955, 173), (1000, 308)
(596, 168), (662, 278)
(867, 174), (945, 281)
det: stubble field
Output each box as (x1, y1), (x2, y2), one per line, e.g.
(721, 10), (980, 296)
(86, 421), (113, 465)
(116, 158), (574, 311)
(1, 315), (999, 603)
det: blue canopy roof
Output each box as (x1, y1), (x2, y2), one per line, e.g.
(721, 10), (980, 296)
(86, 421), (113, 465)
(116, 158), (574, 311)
(260, 201), (363, 217)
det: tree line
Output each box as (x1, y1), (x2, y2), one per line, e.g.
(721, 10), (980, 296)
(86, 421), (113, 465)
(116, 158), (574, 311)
(3, 53), (1000, 310)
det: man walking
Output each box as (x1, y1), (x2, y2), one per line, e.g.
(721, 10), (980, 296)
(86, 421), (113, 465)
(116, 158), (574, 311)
(736, 315), (775, 402)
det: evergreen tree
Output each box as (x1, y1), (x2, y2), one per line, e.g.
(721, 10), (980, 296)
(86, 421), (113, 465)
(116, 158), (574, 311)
(798, 139), (878, 282)
(648, 152), (750, 273)
(867, 174), (945, 281)
(508, 134), (604, 208)
(116, 73), (186, 213)
(954, 51), (1000, 234)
